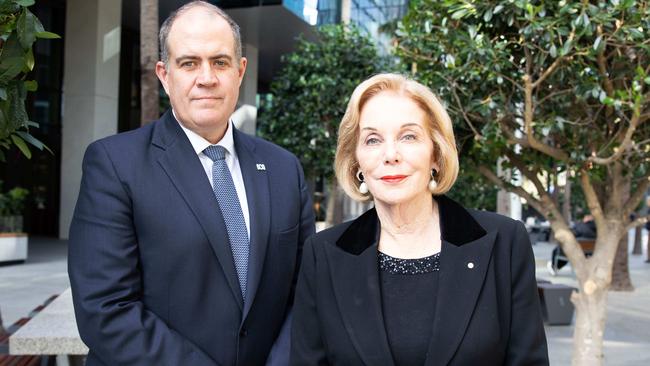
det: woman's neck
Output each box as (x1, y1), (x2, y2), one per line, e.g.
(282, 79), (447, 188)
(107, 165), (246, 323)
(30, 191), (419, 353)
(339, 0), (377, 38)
(375, 195), (442, 259)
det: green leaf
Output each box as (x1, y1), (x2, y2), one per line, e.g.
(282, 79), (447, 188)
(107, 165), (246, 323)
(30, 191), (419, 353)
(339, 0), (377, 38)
(483, 9), (493, 22)
(17, 9), (37, 49)
(593, 36), (602, 51)
(0, 56), (25, 80)
(24, 80), (37, 91)
(24, 48), (34, 71)
(16, 130), (47, 151)
(0, 88), (6, 100)
(561, 40), (573, 56)
(35, 31), (59, 39)
(451, 8), (469, 20)
(550, 44), (557, 58)
(15, 0), (36, 6)
(10, 134), (31, 159)
(644, 77), (650, 85)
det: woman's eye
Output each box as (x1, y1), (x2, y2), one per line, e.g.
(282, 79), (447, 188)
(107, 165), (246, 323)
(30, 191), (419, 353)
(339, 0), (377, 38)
(365, 137), (380, 145)
(402, 134), (417, 141)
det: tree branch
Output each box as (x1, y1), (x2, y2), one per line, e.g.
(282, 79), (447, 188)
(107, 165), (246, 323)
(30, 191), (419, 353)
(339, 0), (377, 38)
(537, 88), (575, 105)
(588, 98), (642, 165)
(531, 30), (575, 89)
(523, 74), (571, 161)
(579, 169), (606, 230)
(596, 25), (616, 98)
(477, 165), (544, 214)
(623, 174), (650, 218)
(626, 214), (650, 232)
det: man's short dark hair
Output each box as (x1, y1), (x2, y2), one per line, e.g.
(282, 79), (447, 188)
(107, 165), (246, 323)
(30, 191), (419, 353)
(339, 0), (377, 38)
(159, 0), (242, 67)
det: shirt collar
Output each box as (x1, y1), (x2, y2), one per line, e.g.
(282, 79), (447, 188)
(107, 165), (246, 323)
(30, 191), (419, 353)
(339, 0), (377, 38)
(173, 109), (236, 157)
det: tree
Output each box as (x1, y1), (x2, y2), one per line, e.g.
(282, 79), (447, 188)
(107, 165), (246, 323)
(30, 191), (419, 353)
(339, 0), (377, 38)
(0, 0), (58, 160)
(258, 24), (382, 224)
(395, 0), (649, 364)
(140, 0), (159, 124)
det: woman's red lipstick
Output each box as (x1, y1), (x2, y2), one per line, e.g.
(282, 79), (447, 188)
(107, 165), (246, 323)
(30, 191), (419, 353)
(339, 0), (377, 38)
(380, 175), (407, 183)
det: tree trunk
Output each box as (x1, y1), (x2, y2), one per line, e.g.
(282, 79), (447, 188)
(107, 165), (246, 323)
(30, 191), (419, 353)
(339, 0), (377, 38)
(631, 225), (642, 255)
(325, 179), (344, 226)
(610, 177), (633, 291)
(140, 0), (159, 125)
(610, 233), (633, 291)
(562, 180), (572, 222)
(571, 287), (608, 366)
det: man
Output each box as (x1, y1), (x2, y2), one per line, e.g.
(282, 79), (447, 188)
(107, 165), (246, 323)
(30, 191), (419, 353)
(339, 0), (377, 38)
(68, 2), (314, 365)
(547, 214), (595, 275)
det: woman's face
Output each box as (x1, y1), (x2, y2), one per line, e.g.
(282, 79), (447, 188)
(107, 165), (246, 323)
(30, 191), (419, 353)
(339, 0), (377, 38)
(356, 91), (436, 207)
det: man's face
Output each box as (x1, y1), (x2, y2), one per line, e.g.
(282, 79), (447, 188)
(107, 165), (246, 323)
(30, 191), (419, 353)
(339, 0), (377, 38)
(156, 7), (246, 143)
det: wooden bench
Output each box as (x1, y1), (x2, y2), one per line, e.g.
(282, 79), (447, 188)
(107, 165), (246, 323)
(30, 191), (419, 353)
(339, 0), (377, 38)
(551, 238), (595, 274)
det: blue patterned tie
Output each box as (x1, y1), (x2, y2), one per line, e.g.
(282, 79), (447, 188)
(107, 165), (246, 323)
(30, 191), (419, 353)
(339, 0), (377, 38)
(203, 145), (249, 298)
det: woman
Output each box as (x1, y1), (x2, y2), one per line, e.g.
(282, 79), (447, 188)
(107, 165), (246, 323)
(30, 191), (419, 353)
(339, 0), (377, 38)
(291, 74), (548, 365)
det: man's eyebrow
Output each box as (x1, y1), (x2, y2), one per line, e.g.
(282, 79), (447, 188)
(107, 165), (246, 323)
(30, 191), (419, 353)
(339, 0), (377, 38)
(174, 55), (199, 64)
(210, 54), (233, 60)
(174, 54), (233, 64)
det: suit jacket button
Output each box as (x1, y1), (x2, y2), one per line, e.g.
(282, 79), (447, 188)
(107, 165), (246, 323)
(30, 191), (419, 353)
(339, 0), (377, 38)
(239, 328), (248, 337)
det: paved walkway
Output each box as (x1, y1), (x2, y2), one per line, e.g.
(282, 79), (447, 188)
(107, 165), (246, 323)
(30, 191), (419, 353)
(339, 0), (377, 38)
(534, 233), (650, 366)
(0, 237), (69, 327)
(1, 234), (649, 365)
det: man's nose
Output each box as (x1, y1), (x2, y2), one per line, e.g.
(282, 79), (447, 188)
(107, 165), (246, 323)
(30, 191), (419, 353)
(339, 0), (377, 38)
(196, 64), (218, 86)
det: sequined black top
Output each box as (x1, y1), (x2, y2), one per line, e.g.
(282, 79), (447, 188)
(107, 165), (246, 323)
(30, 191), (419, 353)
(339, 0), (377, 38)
(379, 251), (440, 366)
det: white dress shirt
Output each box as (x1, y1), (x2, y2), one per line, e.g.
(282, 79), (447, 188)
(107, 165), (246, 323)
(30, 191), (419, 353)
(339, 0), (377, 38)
(174, 112), (251, 238)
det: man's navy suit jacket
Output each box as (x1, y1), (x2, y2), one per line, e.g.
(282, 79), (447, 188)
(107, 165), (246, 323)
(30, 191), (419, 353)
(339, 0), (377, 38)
(68, 110), (315, 365)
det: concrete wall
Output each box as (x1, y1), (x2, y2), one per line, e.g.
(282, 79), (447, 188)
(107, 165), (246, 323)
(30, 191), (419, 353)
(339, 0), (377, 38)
(59, 0), (122, 238)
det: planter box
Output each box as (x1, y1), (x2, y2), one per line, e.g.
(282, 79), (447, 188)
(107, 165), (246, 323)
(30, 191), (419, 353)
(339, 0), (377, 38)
(0, 233), (28, 263)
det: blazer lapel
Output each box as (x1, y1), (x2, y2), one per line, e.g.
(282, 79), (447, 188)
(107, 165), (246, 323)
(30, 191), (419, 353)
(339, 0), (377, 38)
(327, 210), (395, 366)
(233, 129), (271, 319)
(326, 245), (395, 366)
(152, 112), (244, 309)
(424, 196), (497, 366)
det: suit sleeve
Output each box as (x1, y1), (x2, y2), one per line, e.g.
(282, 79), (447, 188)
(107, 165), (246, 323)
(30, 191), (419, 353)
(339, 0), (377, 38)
(68, 141), (218, 365)
(290, 236), (329, 366)
(506, 222), (549, 365)
(266, 156), (315, 366)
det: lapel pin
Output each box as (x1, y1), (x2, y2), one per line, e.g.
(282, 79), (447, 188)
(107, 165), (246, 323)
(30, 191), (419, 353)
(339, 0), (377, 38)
(256, 163), (266, 171)
(467, 262), (475, 269)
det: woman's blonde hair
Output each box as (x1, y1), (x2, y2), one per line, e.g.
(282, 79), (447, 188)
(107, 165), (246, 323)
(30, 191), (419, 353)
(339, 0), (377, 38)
(334, 73), (459, 201)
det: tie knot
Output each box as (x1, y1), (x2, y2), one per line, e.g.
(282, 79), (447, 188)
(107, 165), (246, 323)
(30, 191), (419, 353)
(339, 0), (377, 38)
(204, 145), (227, 161)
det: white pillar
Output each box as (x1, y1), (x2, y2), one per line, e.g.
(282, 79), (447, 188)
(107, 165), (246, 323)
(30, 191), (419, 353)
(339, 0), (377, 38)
(59, 0), (122, 238)
(232, 43), (258, 135)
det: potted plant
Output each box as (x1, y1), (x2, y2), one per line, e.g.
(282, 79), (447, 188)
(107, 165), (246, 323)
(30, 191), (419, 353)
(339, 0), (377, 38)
(0, 181), (29, 263)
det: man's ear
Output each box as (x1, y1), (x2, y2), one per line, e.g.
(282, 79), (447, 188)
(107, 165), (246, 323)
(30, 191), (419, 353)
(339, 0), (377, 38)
(237, 57), (247, 85)
(155, 61), (170, 94)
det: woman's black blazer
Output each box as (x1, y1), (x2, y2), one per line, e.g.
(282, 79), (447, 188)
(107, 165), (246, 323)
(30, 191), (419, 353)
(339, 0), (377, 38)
(291, 195), (549, 366)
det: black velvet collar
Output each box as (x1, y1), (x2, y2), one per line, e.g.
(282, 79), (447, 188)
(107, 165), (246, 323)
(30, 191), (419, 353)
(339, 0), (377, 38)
(335, 195), (487, 255)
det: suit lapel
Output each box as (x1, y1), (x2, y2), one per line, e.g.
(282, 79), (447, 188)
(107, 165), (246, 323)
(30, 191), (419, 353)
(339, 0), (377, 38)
(233, 129), (271, 319)
(424, 233), (496, 366)
(153, 112), (243, 309)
